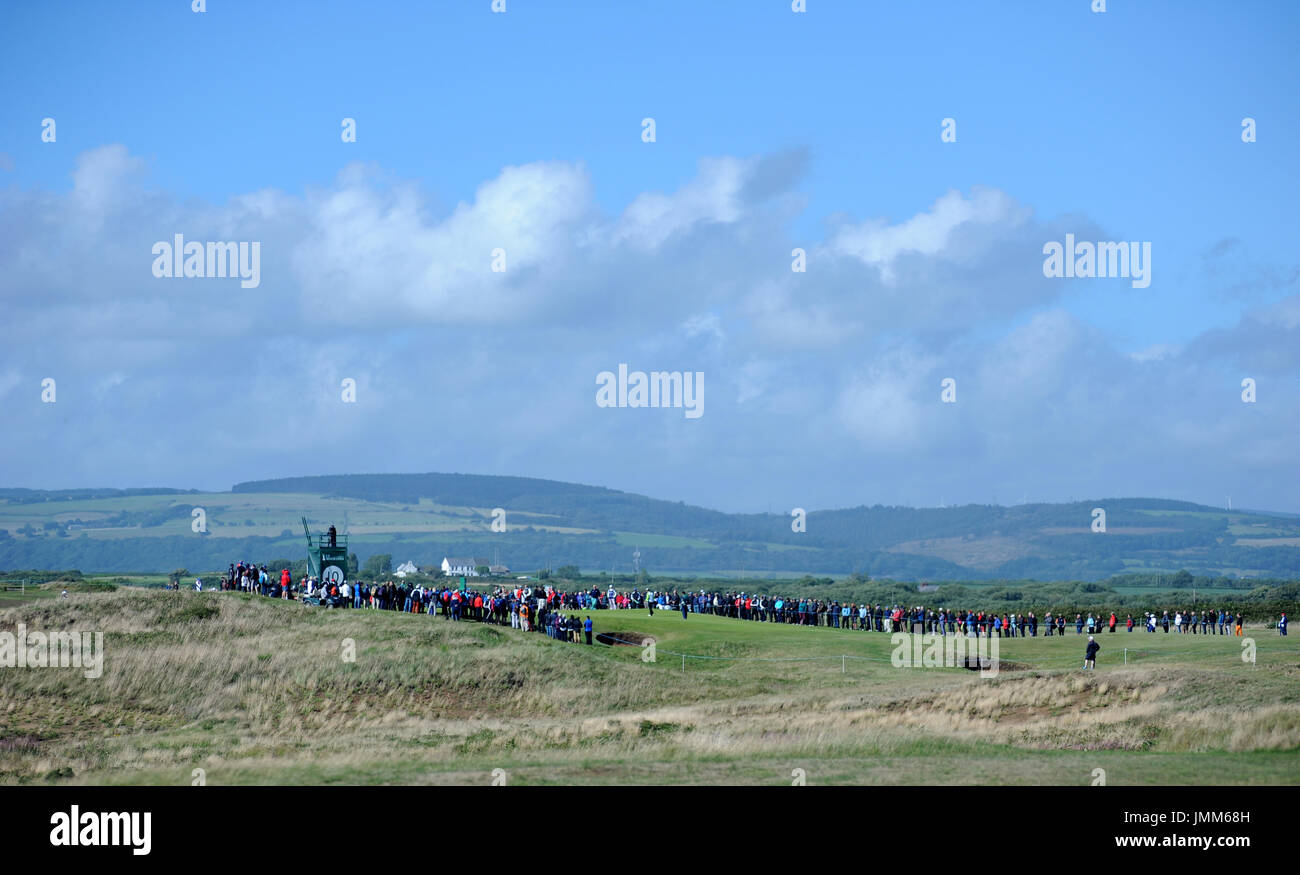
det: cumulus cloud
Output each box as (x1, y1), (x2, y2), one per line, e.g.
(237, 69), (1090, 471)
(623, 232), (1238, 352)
(829, 187), (1030, 280)
(70, 144), (146, 220)
(602, 156), (751, 250)
(0, 146), (1296, 513)
(837, 347), (941, 449)
(294, 160), (595, 325)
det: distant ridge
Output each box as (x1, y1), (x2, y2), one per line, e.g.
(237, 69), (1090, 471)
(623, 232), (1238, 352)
(231, 474), (1219, 517)
(2, 473), (1298, 579)
(231, 472), (734, 536)
(0, 487), (199, 504)
(233, 472), (621, 501)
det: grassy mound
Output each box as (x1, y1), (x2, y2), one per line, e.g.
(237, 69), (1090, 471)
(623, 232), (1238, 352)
(1, 589), (1298, 785)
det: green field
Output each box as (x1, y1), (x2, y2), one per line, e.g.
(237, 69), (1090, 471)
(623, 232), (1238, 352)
(612, 531), (716, 549)
(5, 479), (1300, 580)
(1, 584), (1296, 785)
(0, 587), (57, 605)
(0, 491), (587, 540)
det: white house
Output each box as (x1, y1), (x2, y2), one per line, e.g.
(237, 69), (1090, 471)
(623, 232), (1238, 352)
(393, 561), (419, 578)
(441, 556), (489, 577)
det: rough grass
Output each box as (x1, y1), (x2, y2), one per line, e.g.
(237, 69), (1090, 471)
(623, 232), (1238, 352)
(1, 589), (1298, 785)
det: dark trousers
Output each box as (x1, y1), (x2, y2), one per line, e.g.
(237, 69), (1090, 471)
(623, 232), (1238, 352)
(585, 631), (592, 645)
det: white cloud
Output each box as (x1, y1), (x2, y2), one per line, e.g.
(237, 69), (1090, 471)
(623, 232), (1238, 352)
(293, 160), (594, 325)
(602, 156), (750, 250)
(830, 187), (1029, 282)
(836, 348), (940, 448)
(1, 146), (1297, 514)
(70, 145), (146, 224)
(978, 310), (1086, 403)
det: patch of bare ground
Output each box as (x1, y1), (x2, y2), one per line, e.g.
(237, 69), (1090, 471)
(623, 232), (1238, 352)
(596, 631), (652, 646)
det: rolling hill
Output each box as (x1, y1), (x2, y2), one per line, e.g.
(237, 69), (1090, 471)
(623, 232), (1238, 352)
(1, 474), (1299, 580)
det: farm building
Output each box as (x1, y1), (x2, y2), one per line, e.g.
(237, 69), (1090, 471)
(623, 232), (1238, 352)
(441, 556), (490, 577)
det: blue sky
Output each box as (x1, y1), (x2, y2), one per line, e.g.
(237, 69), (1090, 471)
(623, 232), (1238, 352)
(1, 0), (1298, 512)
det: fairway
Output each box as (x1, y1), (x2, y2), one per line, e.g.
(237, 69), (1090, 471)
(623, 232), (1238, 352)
(557, 607), (1286, 673)
(2, 586), (1296, 786)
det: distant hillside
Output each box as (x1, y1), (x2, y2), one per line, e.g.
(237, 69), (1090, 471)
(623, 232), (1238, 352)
(0, 487), (199, 503)
(2, 473), (1299, 580)
(233, 472), (737, 536)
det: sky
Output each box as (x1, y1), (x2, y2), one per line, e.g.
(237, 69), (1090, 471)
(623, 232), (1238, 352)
(0, 0), (1297, 513)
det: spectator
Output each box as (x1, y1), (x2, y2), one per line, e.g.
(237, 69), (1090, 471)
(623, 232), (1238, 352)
(1084, 636), (1100, 670)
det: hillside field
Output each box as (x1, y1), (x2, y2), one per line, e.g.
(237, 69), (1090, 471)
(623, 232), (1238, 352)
(3, 475), (1300, 580)
(1, 586), (1297, 785)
